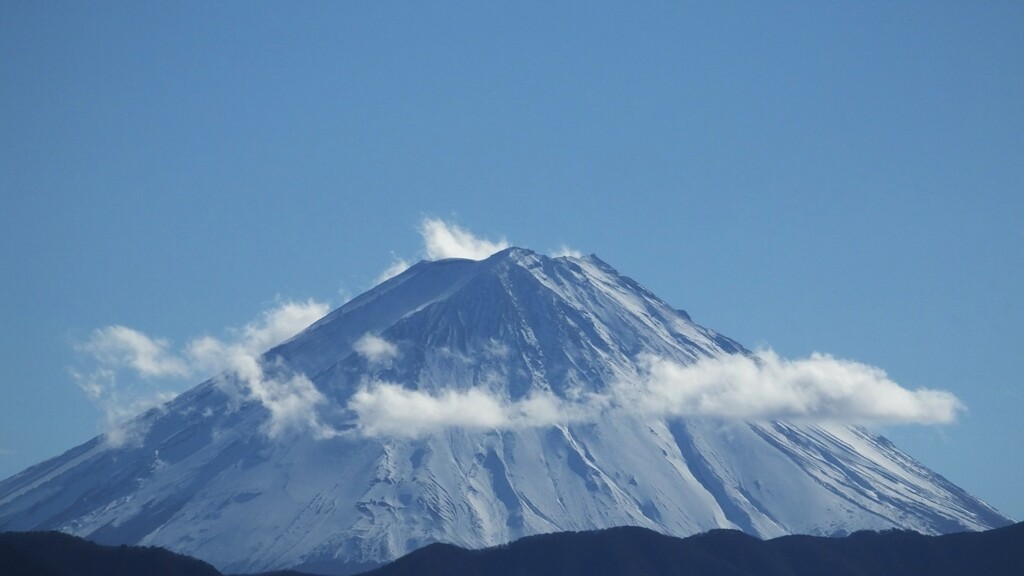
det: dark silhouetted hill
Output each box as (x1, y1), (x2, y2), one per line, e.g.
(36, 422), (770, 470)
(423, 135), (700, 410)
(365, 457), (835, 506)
(0, 530), (221, 576)
(0, 530), (330, 576)
(358, 522), (1024, 576)
(3, 523), (1020, 576)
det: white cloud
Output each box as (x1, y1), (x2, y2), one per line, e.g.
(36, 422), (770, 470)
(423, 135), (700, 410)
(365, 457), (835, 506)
(233, 298), (329, 356)
(620, 350), (963, 425)
(349, 383), (506, 437)
(181, 297), (328, 384)
(70, 366), (177, 447)
(74, 327), (189, 446)
(184, 298), (334, 438)
(337, 285), (354, 306)
(420, 217), (510, 261)
(375, 258), (412, 285)
(372, 218), (585, 286)
(348, 383), (571, 437)
(80, 326), (190, 378)
(346, 350), (963, 438)
(354, 333), (399, 364)
(372, 218), (508, 285)
(188, 330), (335, 438)
(246, 372), (336, 439)
(75, 298), (334, 442)
(552, 245), (583, 258)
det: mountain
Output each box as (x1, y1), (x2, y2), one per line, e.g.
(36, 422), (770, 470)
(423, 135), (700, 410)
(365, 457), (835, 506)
(360, 522), (1024, 576)
(0, 248), (1012, 574)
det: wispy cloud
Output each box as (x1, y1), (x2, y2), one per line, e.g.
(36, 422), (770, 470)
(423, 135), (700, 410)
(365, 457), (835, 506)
(184, 303), (335, 439)
(79, 326), (190, 378)
(74, 298), (333, 444)
(354, 333), (399, 364)
(551, 245), (583, 258)
(347, 350), (964, 438)
(375, 257), (412, 285)
(337, 285), (354, 306)
(419, 217), (509, 261)
(70, 365), (179, 447)
(74, 326), (193, 446)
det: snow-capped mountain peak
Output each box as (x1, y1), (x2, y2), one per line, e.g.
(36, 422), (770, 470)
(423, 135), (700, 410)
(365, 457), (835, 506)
(0, 249), (1010, 574)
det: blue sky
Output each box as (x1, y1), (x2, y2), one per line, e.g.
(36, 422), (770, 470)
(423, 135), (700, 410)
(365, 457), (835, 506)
(1, 2), (1021, 520)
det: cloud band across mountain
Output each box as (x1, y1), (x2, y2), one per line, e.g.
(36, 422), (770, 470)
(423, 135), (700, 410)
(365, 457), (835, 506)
(348, 349), (963, 437)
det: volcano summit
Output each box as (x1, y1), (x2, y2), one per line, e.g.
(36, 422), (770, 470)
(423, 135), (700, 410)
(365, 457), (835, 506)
(0, 248), (1010, 574)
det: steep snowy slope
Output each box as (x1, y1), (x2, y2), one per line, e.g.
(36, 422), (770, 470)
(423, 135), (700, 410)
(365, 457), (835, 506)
(0, 249), (1011, 573)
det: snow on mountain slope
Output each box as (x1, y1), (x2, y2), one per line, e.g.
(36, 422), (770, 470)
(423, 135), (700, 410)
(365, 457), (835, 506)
(0, 248), (1011, 573)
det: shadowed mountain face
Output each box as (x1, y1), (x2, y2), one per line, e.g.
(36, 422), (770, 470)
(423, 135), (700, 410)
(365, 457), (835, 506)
(0, 249), (1012, 574)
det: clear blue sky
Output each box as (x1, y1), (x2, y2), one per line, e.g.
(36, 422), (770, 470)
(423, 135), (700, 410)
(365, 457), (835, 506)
(2, 2), (1021, 520)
